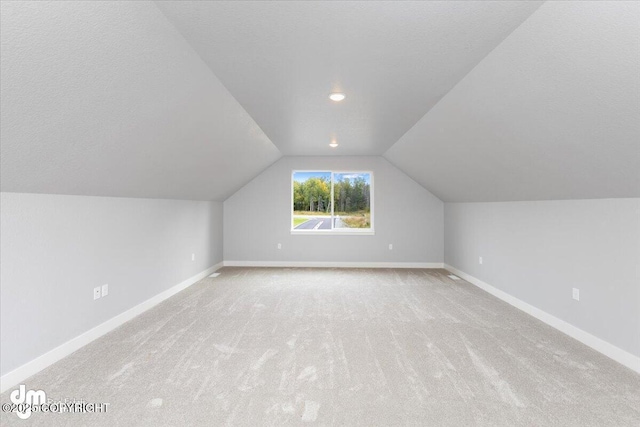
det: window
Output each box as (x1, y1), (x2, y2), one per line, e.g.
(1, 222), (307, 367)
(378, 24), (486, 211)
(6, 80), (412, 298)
(292, 170), (373, 234)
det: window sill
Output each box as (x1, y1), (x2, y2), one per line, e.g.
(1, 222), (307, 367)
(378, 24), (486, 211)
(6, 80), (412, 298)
(290, 229), (375, 236)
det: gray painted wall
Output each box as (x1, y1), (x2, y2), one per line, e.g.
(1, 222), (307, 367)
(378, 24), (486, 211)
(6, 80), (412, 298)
(224, 156), (444, 263)
(0, 192), (223, 375)
(444, 199), (640, 357)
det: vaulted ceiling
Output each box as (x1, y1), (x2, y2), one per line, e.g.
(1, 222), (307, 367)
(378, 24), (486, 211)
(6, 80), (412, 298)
(1, 1), (638, 202)
(155, 0), (543, 156)
(0, 1), (280, 200)
(385, 0), (640, 201)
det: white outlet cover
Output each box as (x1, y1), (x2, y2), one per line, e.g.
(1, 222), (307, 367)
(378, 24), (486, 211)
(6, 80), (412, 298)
(277, 243), (282, 249)
(572, 288), (580, 301)
(479, 257), (483, 264)
(389, 244), (393, 250)
(191, 253), (195, 261)
(209, 272), (221, 278)
(93, 287), (101, 300)
(102, 284), (109, 297)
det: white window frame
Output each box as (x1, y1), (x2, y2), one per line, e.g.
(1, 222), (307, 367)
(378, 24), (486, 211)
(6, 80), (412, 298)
(291, 170), (375, 235)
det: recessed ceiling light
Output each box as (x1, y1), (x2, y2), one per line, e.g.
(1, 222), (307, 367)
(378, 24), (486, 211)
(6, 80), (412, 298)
(329, 141), (338, 148)
(329, 93), (346, 102)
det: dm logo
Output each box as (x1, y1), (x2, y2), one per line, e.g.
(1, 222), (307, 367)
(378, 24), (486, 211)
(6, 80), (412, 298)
(10, 384), (46, 419)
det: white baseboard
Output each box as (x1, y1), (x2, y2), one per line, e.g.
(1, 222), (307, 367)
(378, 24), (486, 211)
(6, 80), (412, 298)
(444, 264), (640, 374)
(14, 261), (631, 394)
(224, 261), (444, 269)
(0, 262), (224, 393)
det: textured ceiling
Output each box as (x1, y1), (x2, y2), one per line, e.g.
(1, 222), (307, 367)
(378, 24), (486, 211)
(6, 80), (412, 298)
(1, 1), (637, 203)
(384, 0), (640, 202)
(0, 1), (281, 200)
(156, 0), (543, 156)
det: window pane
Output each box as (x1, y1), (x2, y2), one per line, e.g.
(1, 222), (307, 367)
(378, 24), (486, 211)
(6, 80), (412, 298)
(292, 171), (332, 230)
(333, 172), (371, 229)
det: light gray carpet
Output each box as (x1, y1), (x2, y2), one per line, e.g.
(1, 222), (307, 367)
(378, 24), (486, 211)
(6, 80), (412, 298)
(1, 268), (639, 426)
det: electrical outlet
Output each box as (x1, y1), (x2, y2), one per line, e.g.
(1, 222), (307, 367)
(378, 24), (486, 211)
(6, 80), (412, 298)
(388, 244), (393, 250)
(479, 256), (483, 265)
(572, 288), (580, 301)
(191, 253), (195, 261)
(277, 243), (282, 250)
(102, 284), (109, 297)
(93, 287), (101, 300)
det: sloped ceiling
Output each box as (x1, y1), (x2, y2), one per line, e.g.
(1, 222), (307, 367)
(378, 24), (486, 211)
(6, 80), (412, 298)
(384, 0), (640, 202)
(156, 0), (543, 156)
(2, 1), (637, 203)
(0, 1), (281, 201)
